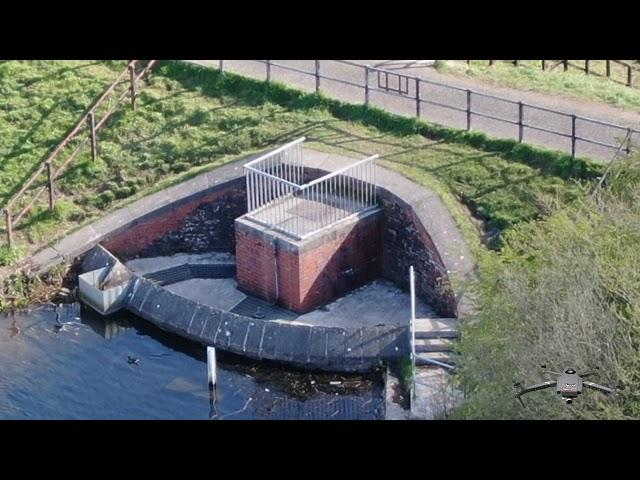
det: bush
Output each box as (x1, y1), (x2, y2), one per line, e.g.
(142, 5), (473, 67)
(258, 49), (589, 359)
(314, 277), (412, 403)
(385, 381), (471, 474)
(453, 153), (640, 419)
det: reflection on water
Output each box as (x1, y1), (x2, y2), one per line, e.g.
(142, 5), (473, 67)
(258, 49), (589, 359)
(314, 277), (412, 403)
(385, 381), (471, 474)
(0, 304), (383, 420)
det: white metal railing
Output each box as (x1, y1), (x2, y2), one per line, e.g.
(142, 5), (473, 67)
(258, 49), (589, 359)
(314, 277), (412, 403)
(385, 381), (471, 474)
(409, 265), (417, 400)
(244, 137), (378, 240)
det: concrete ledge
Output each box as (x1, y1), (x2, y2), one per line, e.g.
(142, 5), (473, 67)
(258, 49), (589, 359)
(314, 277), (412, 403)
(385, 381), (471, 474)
(124, 274), (408, 372)
(25, 154), (253, 271)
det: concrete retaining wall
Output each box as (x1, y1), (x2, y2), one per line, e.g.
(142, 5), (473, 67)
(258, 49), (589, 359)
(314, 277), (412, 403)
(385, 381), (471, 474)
(124, 275), (409, 372)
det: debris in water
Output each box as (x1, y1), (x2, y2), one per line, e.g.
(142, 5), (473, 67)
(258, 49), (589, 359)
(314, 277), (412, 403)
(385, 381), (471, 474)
(330, 381), (342, 386)
(127, 356), (141, 365)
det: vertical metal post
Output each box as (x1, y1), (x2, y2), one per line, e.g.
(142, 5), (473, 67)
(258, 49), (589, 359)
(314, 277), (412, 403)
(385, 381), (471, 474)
(129, 65), (137, 110)
(415, 78), (421, 118)
(4, 209), (13, 248)
(466, 89), (472, 131)
(88, 111), (97, 161)
(220, 60), (224, 73)
(46, 161), (55, 210)
(207, 346), (217, 389)
(409, 265), (416, 400)
(606, 60), (611, 78)
(518, 102), (524, 143)
(571, 114), (577, 158)
(625, 128), (632, 155)
(364, 66), (370, 107)
(266, 60), (271, 82)
(315, 60), (320, 92)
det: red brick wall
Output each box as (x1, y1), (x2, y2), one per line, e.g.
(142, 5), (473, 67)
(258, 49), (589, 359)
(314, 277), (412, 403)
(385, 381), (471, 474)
(235, 214), (381, 314)
(102, 183), (244, 260)
(234, 227), (279, 303)
(380, 195), (455, 317)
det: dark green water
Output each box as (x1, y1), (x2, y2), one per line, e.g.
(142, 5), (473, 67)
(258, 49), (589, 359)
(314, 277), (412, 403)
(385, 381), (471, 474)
(0, 304), (384, 420)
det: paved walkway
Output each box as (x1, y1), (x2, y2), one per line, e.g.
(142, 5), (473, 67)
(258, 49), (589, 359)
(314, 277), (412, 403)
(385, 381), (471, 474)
(189, 60), (640, 162)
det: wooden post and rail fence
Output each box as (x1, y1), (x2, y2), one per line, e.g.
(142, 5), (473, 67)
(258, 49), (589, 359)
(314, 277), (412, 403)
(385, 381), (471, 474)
(1, 60), (157, 248)
(477, 60), (639, 87)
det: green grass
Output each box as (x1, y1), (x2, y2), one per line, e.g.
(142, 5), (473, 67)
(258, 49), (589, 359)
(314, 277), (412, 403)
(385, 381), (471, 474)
(0, 60), (603, 267)
(437, 60), (640, 110)
(451, 154), (640, 419)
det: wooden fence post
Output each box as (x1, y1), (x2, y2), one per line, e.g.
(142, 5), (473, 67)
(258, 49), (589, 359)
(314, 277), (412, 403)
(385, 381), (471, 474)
(585, 60), (590, 74)
(563, 60), (568, 72)
(129, 65), (137, 110)
(513, 60), (518, 66)
(315, 60), (320, 92)
(220, 60), (224, 73)
(628, 66), (633, 87)
(88, 111), (97, 161)
(4, 209), (12, 248)
(606, 60), (611, 78)
(266, 60), (271, 82)
(489, 60), (494, 66)
(46, 161), (55, 210)
(541, 60), (546, 71)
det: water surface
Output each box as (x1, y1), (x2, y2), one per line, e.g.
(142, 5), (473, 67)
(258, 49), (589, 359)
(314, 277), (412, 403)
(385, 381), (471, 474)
(0, 304), (383, 420)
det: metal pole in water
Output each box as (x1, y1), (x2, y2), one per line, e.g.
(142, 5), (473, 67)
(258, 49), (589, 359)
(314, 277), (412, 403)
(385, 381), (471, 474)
(207, 346), (217, 389)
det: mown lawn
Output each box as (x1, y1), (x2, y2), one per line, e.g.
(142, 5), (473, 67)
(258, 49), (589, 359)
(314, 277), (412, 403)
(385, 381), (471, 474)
(437, 60), (640, 110)
(0, 60), (600, 267)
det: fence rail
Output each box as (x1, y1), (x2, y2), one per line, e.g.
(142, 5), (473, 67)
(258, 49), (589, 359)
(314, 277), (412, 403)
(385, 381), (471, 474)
(212, 60), (639, 162)
(2, 60), (157, 248)
(244, 137), (378, 240)
(480, 60), (640, 88)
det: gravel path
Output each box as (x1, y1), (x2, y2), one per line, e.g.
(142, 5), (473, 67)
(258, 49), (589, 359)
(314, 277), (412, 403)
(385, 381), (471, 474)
(187, 60), (640, 162)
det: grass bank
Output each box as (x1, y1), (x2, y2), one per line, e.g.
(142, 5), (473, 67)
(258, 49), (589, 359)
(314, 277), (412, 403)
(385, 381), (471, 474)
(437, 60), (640, 110)
(451, 154), (640, 419)
(0, 60), (602, 269)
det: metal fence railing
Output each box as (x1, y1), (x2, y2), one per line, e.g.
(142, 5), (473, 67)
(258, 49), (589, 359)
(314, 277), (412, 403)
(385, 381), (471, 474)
(244, 137), (378, 240)
(209, 60), (640, 162)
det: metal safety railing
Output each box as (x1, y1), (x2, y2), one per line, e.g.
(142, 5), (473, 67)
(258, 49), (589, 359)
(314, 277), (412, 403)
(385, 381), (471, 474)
(210, 60), (640, 160)
(409, 265), (417, 401)
(244, 137), (378, 240)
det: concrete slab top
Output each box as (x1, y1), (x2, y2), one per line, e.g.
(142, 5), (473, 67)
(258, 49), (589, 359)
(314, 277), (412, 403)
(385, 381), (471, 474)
(164, 278), (247, 312)
(125, 252), (235, 276)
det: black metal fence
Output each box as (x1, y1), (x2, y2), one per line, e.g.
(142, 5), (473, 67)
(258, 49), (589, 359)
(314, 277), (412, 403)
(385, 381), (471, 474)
(213, 60), (639, 161)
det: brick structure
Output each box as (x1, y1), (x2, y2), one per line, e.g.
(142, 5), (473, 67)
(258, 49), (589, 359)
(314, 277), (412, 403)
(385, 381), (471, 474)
(235, 210), (382, 314)
(378, 192), (456, 317)
(103, 178), (246, 260)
